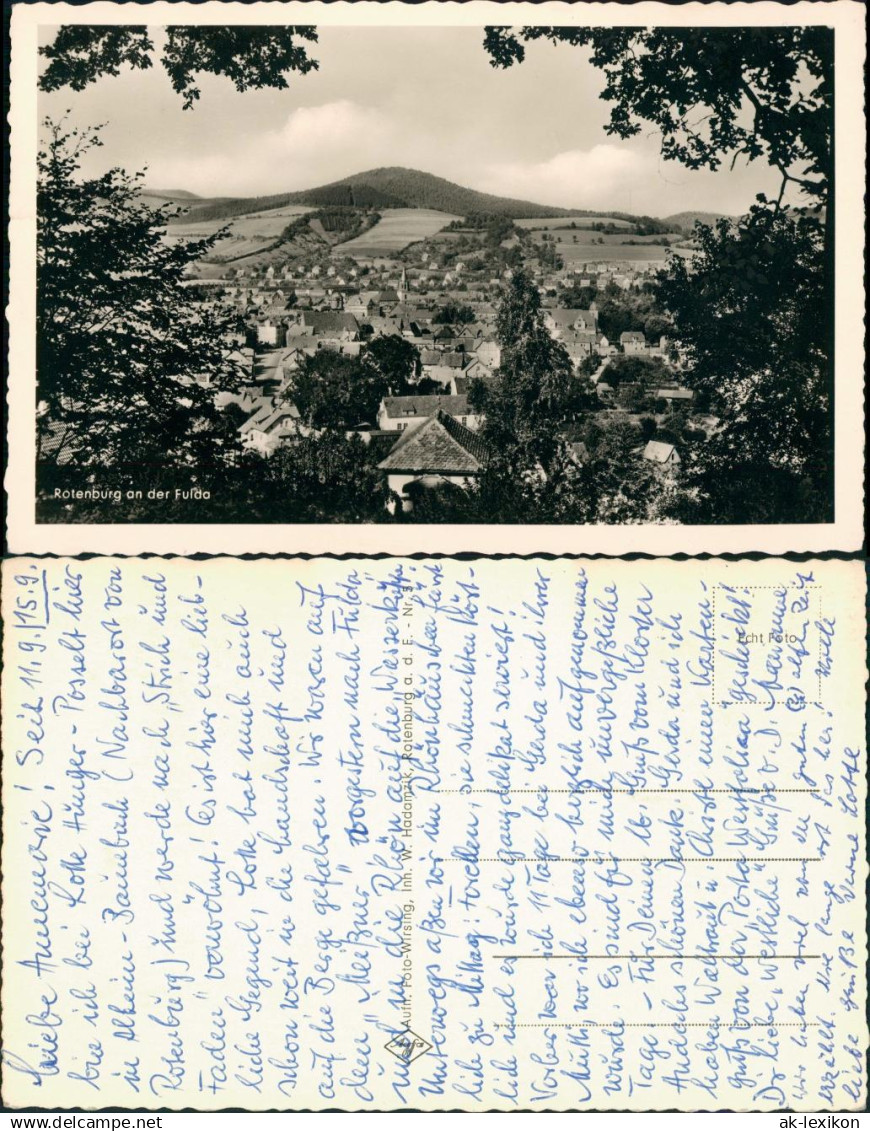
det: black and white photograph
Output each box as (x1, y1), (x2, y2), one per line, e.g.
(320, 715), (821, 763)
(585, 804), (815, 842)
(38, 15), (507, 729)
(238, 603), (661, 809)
(7, 1), (865, 553)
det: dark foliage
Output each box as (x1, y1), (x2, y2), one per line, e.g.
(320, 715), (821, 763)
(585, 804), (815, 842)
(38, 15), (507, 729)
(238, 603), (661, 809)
(288, 335), (421, 430)
(655, 207), (831, 522)
(37, 120), (247, 506)
(40, 25), (320, 109)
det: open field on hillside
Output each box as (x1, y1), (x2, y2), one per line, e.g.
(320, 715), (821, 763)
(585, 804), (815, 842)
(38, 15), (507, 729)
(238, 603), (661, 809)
(337, 208), (458, 255)
(543, 230), (690, 264)
(165, 205), (314, 260)
(516, 215), (633, 230)
(558, 241), (692, 264)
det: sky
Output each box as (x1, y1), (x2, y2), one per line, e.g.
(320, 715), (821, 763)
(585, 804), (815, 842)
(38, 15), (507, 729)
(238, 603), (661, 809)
(37, 25), (783, 217)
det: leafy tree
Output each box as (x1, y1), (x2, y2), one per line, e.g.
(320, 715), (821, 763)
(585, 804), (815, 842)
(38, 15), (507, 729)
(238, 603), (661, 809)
(432, 302), (475, 325)
(289, 352), (369, 430)
(535, 239), (564, 270)
(656, 207), (830, 521)
(257, 432), (390, 522)
(412, 377), (448, 395)
(600, 354), (668, 389)
(402, 443), (600, 525)
(36, 120), (245, 499)
(594, 284), (666, 341)
(643, 313), (671, 342)
(587, 420), (659, 524)
(361, 335), (420, 390)
(472, 270), (579, 464)
(616, 383), (654, 413)
(289, 338), (421, 430)
(40, 25), (319, 109)
(639, 416), (657, 442)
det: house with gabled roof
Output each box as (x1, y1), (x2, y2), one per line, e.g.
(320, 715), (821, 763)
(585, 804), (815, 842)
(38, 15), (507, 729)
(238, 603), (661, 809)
(544, 307), (599, 338)
(462, 358), (494, 382)
(473, 340), (501, 368)
(452, 368), (497, 397)
(344, 291), (380, 319)
(239, 402), (311, 455)
(642, 439), (680, 467)
(289, 311), (360, 341)
(620, 330), (648, 355)
(378, 394), (481, 433)
(655, 386), (694, 403)
(377, 408), (490, 511)
(367, 317), (405, 337)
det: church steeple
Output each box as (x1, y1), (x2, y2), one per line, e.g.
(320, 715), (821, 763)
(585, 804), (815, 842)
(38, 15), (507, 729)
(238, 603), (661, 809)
(398, 266), (407, 303)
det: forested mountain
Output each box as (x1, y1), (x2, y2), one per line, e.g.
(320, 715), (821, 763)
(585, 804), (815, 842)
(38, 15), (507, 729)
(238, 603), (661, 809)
(166, 167), (640, 225)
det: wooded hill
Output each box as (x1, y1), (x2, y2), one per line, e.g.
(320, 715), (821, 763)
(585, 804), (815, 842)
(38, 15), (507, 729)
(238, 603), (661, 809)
(164, 167), (686, 230)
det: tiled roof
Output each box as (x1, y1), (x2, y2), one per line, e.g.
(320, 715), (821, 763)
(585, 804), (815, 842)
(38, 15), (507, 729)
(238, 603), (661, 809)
(239, 403), (300, 435)
(550, 307), (598, 327)
(382, 394), (470, 419)
(655, 386), (694, 399)
(300, 312), (359, 333)
(367, 318), (403, 335)
(643, 440), (678, 463)
(378, 409), (490, 474)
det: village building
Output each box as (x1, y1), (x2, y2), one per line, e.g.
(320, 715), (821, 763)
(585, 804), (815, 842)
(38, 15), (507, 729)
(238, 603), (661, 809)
(473, 340), (501, 368)
(642, 439), (681, 467)
(289, 311), (360, 341)
(377, 408), (490, 511)
(256, 320), (287, 347)
(655, 386), (694, 404)
(620, 330), (648, 355)
(344, 291), (380, 319)
(544, 307), (599, 338)
(461, 358), (493, 382)
(378, 393), (481, 433)
(239, 403), (311, 455)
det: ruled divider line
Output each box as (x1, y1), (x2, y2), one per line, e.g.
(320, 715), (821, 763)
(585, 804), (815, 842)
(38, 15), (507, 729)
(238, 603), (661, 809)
(434, 856), (819, 863)
(431, 788), (817, 794)
(494, 954), (820, 960)
(494, 1023), (820, 1030)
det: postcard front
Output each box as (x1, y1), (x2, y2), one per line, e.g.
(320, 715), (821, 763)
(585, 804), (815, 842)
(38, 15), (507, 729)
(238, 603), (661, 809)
(1, 556), (866, 1110)
(5, 0), (866, 555)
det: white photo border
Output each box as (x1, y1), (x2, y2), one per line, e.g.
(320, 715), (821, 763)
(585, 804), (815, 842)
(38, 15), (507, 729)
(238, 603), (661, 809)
(6, 0), (866, 556)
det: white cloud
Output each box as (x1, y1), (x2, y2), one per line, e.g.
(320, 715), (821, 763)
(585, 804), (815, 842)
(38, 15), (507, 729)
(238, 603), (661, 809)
(277, 100), (395, 168)
(143, 107), (775, 216)
(475, 145), (656, 211)
(146, 100), (401, 197)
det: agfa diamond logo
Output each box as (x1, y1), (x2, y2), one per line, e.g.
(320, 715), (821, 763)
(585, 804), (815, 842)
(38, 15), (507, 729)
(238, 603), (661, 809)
(384, 1028), (432, 1063)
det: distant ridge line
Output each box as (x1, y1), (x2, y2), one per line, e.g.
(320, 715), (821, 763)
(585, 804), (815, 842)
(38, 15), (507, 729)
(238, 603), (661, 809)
(161, 166), (725, 228)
